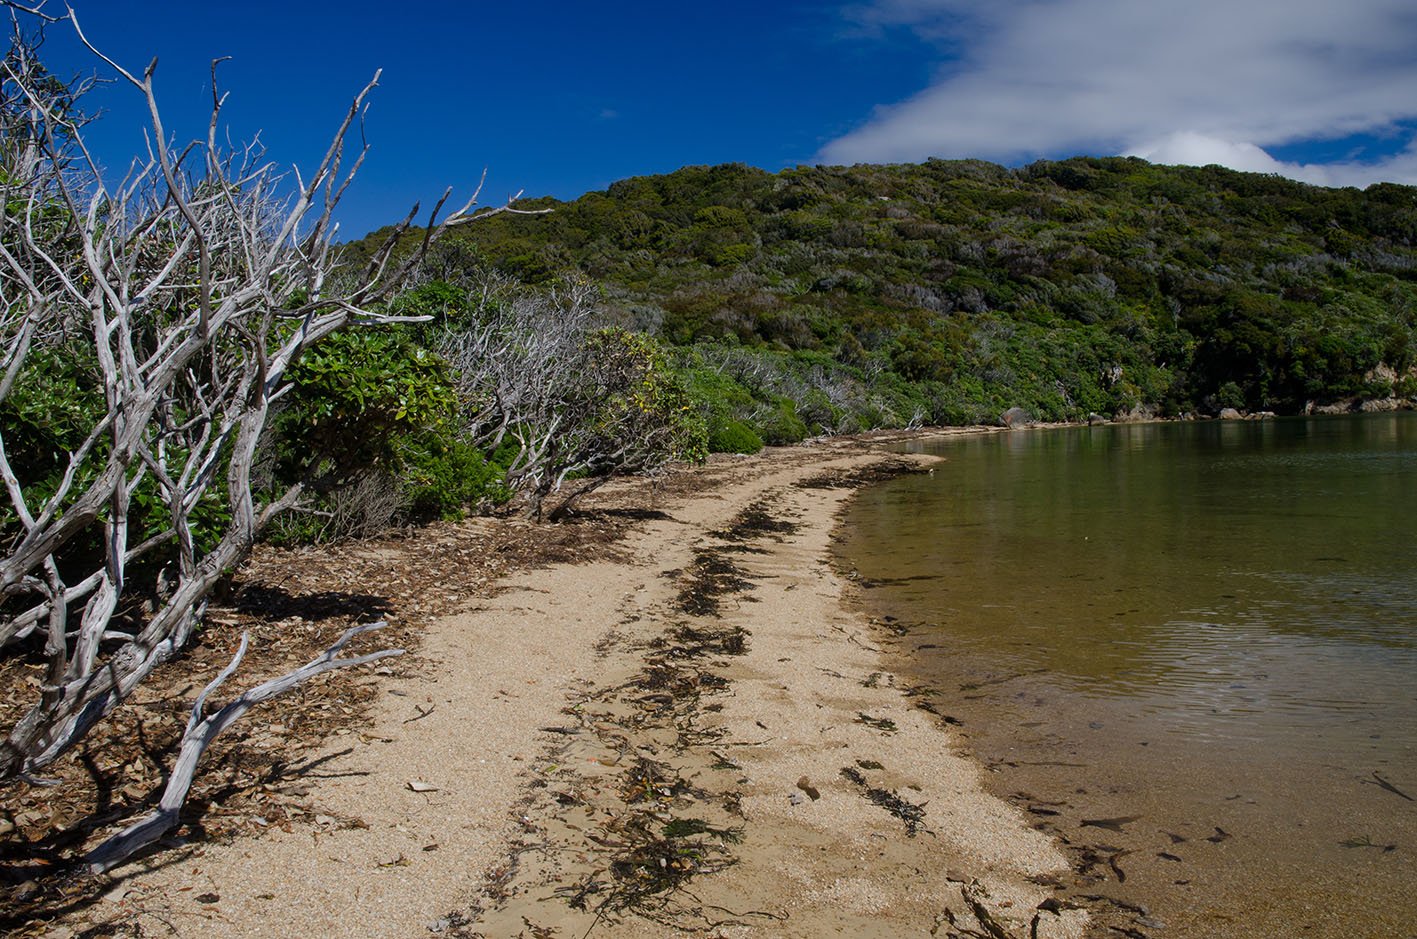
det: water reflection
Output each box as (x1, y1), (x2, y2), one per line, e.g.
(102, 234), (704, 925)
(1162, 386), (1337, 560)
(858, 414), (1417, 737)
(843, 413), (1417, 937)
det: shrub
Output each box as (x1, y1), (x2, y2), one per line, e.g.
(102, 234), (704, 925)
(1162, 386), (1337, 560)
(708, 419), (764, 454)
(756, 398), (810, 445)
(401, 435), (511, 519)
(271, 327), (458, 487)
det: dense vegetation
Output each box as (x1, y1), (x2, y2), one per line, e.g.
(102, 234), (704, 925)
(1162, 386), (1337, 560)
(353, 158), (1417, 437)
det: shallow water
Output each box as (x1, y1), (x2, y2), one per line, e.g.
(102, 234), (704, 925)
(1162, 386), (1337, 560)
(840, 414), (1417, 938)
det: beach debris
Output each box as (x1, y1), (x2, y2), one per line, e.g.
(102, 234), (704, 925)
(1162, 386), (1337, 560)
(840, 767), (930, 836)
(1030, 895), (1091, 938)
(710, 499), (800, 542)
(1206, 827), (1231, 843)
(1165, 831), (1187, 843)
(85, 621), (405, 875)
(676, 551), (755, 617)
(796, 777), (821, 801)
(519, 917), (559, 938)
(655, 622), (748, 658)
(1106, 850), (1132, 882)
(1364, 771), (1414, 802)
(426, 912), (476, 934)
(1157, 851), (1184, 862)
(406, 780), (439, 793)
(796, 458), (929, 491)
(708, 749), (741, 771)
(855, 712), (899, 734)
(939, 877), (1015, 939)
(855, 759), (884, 770)
(1340, 835), (1397, 852)
(1080, 815), (1140, 833)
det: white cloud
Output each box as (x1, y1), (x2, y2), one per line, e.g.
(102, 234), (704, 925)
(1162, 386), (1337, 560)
(823, 0), (1417, 186)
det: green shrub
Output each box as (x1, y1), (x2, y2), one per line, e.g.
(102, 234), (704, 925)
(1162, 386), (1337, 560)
(756, 398), (809, 445)
(1216, 381), (1247, 411)
(400, 436), (511, 519)
(272, 327), (457, 485)
(708, 419), (764, 454)
(260, 326), (515, 541)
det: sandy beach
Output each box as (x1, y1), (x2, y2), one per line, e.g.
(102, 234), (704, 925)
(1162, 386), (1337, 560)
(22, 433), (1097, 938)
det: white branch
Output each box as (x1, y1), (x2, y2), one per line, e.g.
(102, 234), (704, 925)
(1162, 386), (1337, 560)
(85, 620), (402, 873)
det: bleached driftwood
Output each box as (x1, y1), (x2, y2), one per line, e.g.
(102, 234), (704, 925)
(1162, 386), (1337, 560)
(85, 620), (402, 874)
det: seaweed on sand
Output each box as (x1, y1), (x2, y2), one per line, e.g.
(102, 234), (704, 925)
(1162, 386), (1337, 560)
(839, 767), (931, 837)
(796, 458), (928, 491)
(675, 551), (755, 617)
(709, 498), (799, 542)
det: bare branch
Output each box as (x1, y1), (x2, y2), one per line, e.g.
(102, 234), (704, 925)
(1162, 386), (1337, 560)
(0, 7), (514, 846)
(84, 621), (402, 873)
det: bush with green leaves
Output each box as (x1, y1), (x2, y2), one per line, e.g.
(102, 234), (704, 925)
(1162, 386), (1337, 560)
(707, 419), (764, 454)
(273, 328), (457, 482)
(262, 327), (513, 540)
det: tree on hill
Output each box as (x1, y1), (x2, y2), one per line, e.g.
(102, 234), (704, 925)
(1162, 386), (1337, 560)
(354, 157), (1417, 426)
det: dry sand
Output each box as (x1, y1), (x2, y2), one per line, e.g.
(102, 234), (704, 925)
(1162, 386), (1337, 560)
(59, 435), (1088, 938)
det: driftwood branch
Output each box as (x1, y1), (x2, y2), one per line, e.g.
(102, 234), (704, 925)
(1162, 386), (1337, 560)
(85, 620), (402, 873)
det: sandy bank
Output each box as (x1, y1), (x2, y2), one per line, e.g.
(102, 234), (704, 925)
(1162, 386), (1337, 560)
(44, 432), (1087, 938)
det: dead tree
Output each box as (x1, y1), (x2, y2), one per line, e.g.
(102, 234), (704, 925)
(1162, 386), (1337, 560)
(437, 276), (601, 455)
(438, 279), (705, 519)
(0, 6), (523, 856)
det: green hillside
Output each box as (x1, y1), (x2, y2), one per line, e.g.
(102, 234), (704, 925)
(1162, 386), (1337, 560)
(352, 157), (1417, 428)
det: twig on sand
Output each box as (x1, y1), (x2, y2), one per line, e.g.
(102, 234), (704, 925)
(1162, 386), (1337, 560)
(1364, 771), (1414, 802)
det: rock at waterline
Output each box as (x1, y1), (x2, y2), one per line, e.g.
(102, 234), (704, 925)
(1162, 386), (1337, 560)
(1000, 406), (1032, 428)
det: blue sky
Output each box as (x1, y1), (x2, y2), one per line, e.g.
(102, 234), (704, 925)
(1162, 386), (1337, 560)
(33, 1), (1417, 238)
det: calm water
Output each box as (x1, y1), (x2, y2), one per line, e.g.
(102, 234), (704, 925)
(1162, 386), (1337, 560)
(841, 414), (1417, 938)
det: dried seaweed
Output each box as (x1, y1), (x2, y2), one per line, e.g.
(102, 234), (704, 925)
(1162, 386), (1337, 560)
(855, 712), (898, 734)
(839, 767), (930, 837)
(795, 459), (927, 491)
(709, 499), (799, 542)
(675, 552), (755, 617)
